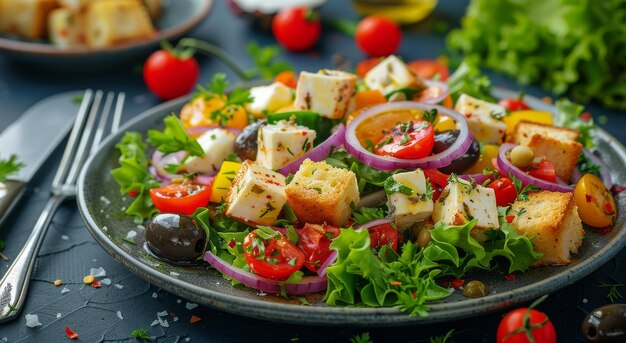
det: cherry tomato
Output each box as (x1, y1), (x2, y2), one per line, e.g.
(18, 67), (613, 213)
(149, 181), (211, 215)
(407, 60), (450, 81)
(274, 70), (298, 89)
(243, 230), (305, 280)
(497, 307), (557, 343)
(355, 57), (383, 78)
(574, 174), (617, 227)
(487, 177), (517, 206)
(423, 169), (449, 201)
(499, 98), (531, 112)
(297, 223), (340, 272)
(374, 120), (435, 159)
(144, 50), (199, 101)
(355, 15), (402, 57)
(368, 223), (398, 251)
(272, 7), (321, 52)
(528, 160), (557, 183)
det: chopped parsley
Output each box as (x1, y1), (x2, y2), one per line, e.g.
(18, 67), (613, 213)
(422, 108), (438, 124)
(383, 177), (414, 196)
(349, 332), (373, 343)
(131, 328), (150, 340)
(351, 207), (386, 225)
(577, 152), (601, 177)
(0, 154), (24, 182)
(510, 174), (541, 201)
(598, 281), (623, 303)
(194, 73), (253, 126)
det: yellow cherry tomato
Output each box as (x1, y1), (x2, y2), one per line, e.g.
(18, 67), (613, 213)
(574, 174), (617, 228)
(503, 110), (553, 136)
(181, 95), (249, 131)
(464, 144), (500, 174)
(211, 161), (243, 203)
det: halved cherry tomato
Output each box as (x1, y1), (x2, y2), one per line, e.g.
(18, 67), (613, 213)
(243, 230), (305, 280)
(528, 160), (557, 183)
(374, 120), (435, 159)
(297, 223), (340, 272)
(368, 223), (398, 251)
(274, 70), (297, 89)
(574, 173), (617, 228)
(497, 307), (556, 343)
(487, 177), (517, 206)
(407, 59), (450, 81)
(149, 181), (212, 215)
(356, 57), (383, 78)
(498, 98), (531, 112)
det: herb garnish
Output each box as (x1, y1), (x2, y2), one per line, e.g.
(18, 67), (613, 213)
(510, 174), (541, 201)
(194, 73), (253, 127)
(349, 332), (373, 343)
(0, 155), (24, 182)
(598, 282), (624, 303)
(131, 328), (151, 340)
(383, 177), (414, 196)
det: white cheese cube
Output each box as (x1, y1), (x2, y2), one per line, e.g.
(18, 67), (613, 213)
(432, 179), (499, 239)
(226, 160), (287, 225)
(454, 94), (507, 144)
(245, 82), (293, 117)
(256, 120), (316, 170)
(293, 70), (356, 119)
(183, 128), (236, 174)
(387, 170), (433, 230)
(364, 55), (417, 95)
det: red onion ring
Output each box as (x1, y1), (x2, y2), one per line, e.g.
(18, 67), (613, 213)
(316, 250), (338, 277)
(203, 251), (327, 294)
(151, 150), (186, 180)
(354, 218), (393, 230)
(195, 175), (215, 186)
(278, 124), (346, 176)
(580, 149), (613, 188)
(345, 102), (472, 171)
(571, 167), (582, 184)
(187, 125), (242, 137)
(498, 143), (573, 192)
(420, 80), (449, 105)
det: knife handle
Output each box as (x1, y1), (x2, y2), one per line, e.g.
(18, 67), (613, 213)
(0, 180), (26, 226)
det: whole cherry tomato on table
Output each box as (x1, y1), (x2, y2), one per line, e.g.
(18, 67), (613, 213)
(243, 230), (305, 280)
(355, 15), (402, 57)
(143, 48), (199, 101)
(487, 177), (517, 207)
(272, 7), (321, 52)
(298, 223), (340, 272)
(497, 306), (557, 343)
(374, 120), (435, 159)
(149, 181), (212, 215)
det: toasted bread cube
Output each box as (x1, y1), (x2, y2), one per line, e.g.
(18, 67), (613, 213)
(526, 134), (582, 182)
(49, 8), (84, 48)
(0, 0), (57, 40)
(387, 170), (433, 230)
(364, 55), (417, 95)
(183, 128), (236, 175)
(293, 70), (356, 119)
(454, 94), (507, 144)
(84, 0), (155, 48)
(141, 0), (163, 21)
(432, 179), (499, 241)
(256, 120), (316, 170)
(510, 191), (584, 266)
(226, 160), (287, 225)
(285, 159), (360, 226)
(58, 0), (90, 11)
(245, 82), (293, 117)
(512, 121), (579, 145)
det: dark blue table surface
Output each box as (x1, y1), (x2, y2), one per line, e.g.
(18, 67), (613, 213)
(1, 1), (624, 342)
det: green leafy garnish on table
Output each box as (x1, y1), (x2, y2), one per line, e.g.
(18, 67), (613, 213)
(0, 155), (24, 182)
(598, 281), (624, 303)
(349, 332), (373, 343)
(246, 42), (293, 80)
(131, 327), (151, 340)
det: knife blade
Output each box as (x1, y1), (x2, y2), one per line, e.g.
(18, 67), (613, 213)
(0, 91), (83, 225)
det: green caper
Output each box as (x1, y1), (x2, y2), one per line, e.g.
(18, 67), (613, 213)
(509, 145), (534, 168)
(462, 280), (489, 298)
(417, 227), (432, 248)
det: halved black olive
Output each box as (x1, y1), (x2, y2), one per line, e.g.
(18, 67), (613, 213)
(235, 120), (267, 161)
(145, 213), (207, 262)
(433, 130), (480, 174)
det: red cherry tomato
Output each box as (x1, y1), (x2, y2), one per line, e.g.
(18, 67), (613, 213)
(243, 230), (305, 280)
(368, 223), (398, 251)
(497, 307), (556, 343)
(355, 15), (402, 57)
(297, 223), (340, 272)
(149, 182), (211, 215)
(374, 120), (435, 159)
(499, 98), (531, 111)
(272, 7), (321, 52)
(424, 169), (450, 201)
(407, 60), (450, 81)
(143, 50), (199, 101)
(487, 177), (517, 206)
(528, 160), (557, 183)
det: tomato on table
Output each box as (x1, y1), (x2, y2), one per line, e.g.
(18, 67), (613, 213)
(368, 223), (398, 251)
(297, 223), (340, 272)
(243, 230), (305, 280)
(487, 177), (517, 206)
(497, 307), (557, 343)
(407, 59), (450, 81)
(574, 173), (617, 228)
(143, 49), (199, 101)
(528, 160), (557, 183)
(272, 7), (321, 52)
(374, 120), (435, 159)
(355, 15), (402, 57)
(149, 181), (212, 215)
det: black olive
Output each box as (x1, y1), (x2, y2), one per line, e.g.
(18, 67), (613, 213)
(582, 304), (626, 343)
(235, 120), (266, 161)
(145, 213), (207, 262)
(433, 130), (480, 174)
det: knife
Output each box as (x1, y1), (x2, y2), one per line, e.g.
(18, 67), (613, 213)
(0, 91), (82, 226)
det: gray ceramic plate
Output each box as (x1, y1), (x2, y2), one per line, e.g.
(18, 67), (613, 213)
(0, 0), (212, 71)
(77, 89), (626, 326)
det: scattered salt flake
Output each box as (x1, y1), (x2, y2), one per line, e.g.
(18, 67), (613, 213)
(158, 317), (169, 328)
(121, 206), (126, 211)
(258, 292), (267, 297)
(152, 292), (158, 299)
(150, 320), (159, 327)
(169, 272), (180, 277)
(100, 278), (111, 286)
(583, 298), (589, 304)
(61, 235), (69, 240)
(185, 302), (198, 310)
(185, 338), (190, 342)
(157, 311), (168, 317)
(176, 299), (181, 304)
(100, 196), (111, 205)
(90, 267), (106, 278)
(25, 314), (42, 328)
(102, 226), (108, 232)
(136, 224), (145, 230)
(114, 283), (124, 289)
(173, 316), (178, 322)
(56, 313), (62, 319)
(116, 311), (123, 320)
(2, 337), (7, 341)
(61, 287), (70, 294)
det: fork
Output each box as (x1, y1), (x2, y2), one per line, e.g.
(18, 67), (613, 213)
(0, 90), (125, 322)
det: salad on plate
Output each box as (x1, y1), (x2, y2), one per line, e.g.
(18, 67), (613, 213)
(111, 55), (617, 316)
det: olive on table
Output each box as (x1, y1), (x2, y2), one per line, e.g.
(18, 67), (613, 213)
(145, 213), (207, 262)
(463, 280), (489, 298)
(510, 145), (534, 168)
(234, 120), (267, 161)
(433, 130), (480, 174)
(582, 304), (626, 343)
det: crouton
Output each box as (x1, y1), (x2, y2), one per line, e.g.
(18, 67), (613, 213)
(49, 8), (85, 48)
(526, 134), (582, 182)
(0, 0), (58, 40)
(510, 191), (584, 266)
(84, 0), (155, 48)
(285, 159), (360, 226)
(512, 121), (579, 145)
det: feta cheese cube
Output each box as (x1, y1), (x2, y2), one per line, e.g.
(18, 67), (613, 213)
(454, 94), (507, 144)
(245, 82), (293, 117)
(256, 120), (316, 169)
(364, 55), (417, 95)
(183, 128), (236, 174)
(226, 160), (287, 225)
(293, 70), (356, 119)
(387, 170), (433, 230)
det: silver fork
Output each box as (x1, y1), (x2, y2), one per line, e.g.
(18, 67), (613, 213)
(0, 90), (125, 322)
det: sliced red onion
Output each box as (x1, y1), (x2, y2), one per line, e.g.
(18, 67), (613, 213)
(345, 102), (472, 171)
(458, 173), (493, 185)
(278, 124), (346, 176)
(203, 251), (327, 294)
(187, 125), (242, 137)
(316, 250), (338, 277)
(571, 167), (582, 184)
(149, 166), (170, 184)
(195, 175), (214, 186)
(354, 218), (393, 230)
(498, 144), (573, 193)
(151, 150), (186, 180)
(581, 149), (613, 188)
(420, 80), (449, 105)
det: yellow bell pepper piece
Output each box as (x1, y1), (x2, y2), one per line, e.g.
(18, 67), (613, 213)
(434, 114), (456, 132)
(211, 161), (243, 203)
(464, 144), (500, 174)
(503, 110), (553, 136)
